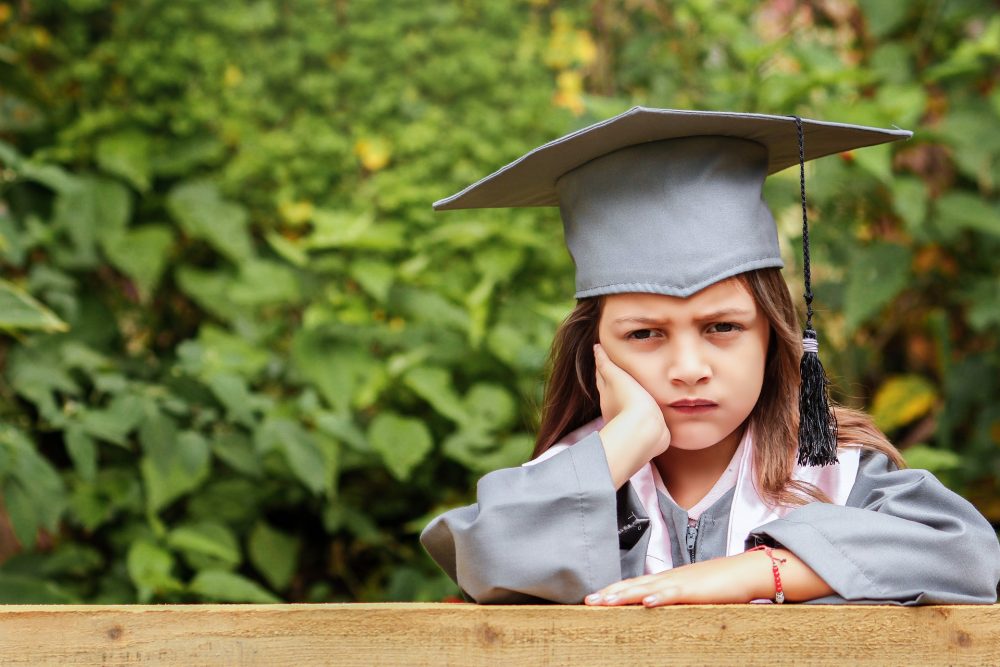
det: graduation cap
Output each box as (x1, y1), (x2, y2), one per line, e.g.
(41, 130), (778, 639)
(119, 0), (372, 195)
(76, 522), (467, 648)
(434, 107), (911, 466)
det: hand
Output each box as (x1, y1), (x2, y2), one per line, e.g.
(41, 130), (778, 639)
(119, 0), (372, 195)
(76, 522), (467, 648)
(594, 343), (669, 428)
(594, 344), (670, 459)
(584, 549), (834, 606)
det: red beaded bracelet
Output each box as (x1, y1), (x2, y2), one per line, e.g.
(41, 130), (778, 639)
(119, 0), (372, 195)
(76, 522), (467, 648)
(748, 545), (787, 603)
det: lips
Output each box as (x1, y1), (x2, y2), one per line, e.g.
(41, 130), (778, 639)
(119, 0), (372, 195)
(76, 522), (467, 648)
(667, 398), (718, 414)
(669, 398), (717, 408)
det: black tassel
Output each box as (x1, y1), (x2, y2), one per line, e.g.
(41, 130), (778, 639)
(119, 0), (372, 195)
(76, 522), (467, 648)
(797, 329), (838, 466)
(793, 116), (838, 467)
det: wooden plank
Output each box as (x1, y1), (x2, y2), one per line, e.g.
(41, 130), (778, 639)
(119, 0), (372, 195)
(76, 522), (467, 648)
(0, 603), (997, 666)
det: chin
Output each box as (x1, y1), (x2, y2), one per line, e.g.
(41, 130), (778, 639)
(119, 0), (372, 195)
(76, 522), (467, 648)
(665, 423), (742, 451)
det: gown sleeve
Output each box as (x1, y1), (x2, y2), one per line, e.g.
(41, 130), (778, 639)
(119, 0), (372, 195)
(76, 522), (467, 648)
(748, 450), (1000, 605)
(419, 432), (640, 603)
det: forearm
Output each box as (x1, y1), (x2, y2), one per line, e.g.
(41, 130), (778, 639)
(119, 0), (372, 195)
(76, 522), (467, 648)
(599, 410), (662, 490)
(586, 547), (835, 606)
(740, 548), (834, 602)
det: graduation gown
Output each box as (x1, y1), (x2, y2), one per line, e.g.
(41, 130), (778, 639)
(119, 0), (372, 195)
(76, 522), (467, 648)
(419, 432), (1000, 605)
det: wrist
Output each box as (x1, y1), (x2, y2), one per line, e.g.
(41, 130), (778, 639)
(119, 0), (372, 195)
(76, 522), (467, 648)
(604, 407), (667, 454)
(599, 409), (666, 489)
(745, 546), (788, 602)
(740, 549), (778, 601)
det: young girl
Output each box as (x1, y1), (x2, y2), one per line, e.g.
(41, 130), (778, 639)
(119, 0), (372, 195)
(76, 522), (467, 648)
(419, 108), (1000, 606)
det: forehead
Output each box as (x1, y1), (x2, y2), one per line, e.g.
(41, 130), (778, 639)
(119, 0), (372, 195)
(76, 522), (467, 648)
(600, 279), (756, 319)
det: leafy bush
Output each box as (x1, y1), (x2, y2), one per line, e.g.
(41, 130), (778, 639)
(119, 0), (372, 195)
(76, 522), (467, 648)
(0, 0), (997, 603)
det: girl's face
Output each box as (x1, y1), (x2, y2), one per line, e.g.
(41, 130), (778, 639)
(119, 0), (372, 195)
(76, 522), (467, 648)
(597, 279), (770, 451)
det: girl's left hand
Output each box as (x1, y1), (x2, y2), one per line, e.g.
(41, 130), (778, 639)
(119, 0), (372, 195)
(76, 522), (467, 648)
(584, 552), (767, 607)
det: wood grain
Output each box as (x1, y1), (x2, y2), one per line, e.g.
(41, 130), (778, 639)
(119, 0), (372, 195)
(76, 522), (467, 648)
(0, 603), (997, 666)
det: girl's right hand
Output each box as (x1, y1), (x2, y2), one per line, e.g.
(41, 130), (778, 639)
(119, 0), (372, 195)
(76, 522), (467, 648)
(594, 344), (670, 487)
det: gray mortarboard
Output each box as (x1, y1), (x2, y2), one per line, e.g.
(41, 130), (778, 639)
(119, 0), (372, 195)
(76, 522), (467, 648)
(434, 107), (912, 466)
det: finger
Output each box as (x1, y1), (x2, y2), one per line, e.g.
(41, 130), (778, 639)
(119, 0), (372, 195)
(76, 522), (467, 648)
(587, 584), (658, 606)
(594, 355), (606, 393)
(640, 585), (683, 607)
(595, 573), (658, 595)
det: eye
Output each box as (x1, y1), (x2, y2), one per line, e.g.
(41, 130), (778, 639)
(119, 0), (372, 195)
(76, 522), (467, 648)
(627, 329), (660, 341)
(707, 322), (743, 334)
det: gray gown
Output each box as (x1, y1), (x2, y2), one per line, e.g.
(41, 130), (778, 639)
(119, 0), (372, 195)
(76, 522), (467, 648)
(419, 432), (1000, 605)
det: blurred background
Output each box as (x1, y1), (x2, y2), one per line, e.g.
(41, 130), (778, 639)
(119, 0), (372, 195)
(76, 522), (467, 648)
(0, 0), (997, 604)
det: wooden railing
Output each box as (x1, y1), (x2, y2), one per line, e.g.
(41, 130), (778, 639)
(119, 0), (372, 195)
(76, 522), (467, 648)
(0, 603), (997, 666)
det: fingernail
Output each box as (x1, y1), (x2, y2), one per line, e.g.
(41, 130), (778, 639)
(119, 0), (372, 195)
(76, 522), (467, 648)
(586, 593), (602, 604)
(643, 595), (658, 605)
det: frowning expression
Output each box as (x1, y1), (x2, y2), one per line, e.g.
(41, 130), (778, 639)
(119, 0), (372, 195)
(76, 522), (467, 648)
(597, 278), (770, 451)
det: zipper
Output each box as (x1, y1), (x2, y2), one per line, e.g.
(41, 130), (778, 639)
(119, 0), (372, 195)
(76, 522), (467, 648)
(685, 522), (698, 563)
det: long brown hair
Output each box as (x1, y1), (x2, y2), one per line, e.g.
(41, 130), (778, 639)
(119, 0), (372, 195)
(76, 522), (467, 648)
(532, 268), (905, 508)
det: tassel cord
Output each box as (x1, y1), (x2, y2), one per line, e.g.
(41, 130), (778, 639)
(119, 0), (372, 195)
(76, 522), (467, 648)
(792, 115), (838, 467)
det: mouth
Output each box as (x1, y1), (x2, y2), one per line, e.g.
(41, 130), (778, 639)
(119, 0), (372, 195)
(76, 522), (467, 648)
(667, 398), (718, 414)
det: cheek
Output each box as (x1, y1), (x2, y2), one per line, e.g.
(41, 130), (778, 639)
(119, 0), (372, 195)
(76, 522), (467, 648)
(599, 342), (666, 394)
(733, 339), (768, 397)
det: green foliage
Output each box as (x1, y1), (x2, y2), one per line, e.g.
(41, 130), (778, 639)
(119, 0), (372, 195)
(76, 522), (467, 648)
(0, 0), (998, 603)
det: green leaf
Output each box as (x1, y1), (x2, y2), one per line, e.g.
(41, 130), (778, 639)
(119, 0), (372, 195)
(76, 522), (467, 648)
(167, 180), (254, 263)
(0, 573), (78, 604)
(305, 209), (374, 248)
(0, 279), (69, 332)
(52, 176), (132, 267)
(256, 418), (330, 495)
(96, 130), (152, 192)
(150, 135), (226, 176)
(207, 373), (257, 428)
(0, 140), (76, 192)
(211, 431), (263, 477)
(844, 242), (912, 333)
(180, 325), (271, 379)
(188, 569), (280, 604)
(463, 383), (515, 431)
(78, 393), (144, 447)
(965, 278), (1000, 332)
(891, 176), (928, 237)
(850, 142), (893, 183)
(3, 482), (38, 548)
(102, 225), (174, 300)
(138, 407), (178, 471)
(403, 367), (467, 423)
(903, 444), (962, 475)
(314, 412), (369, 452)
(248, 522), (300, 591)
(935, 192), (1000, 239)
(126, 540), (182, 603)
(857, 0), (910, 39)
(68, 468), (143, 532)
(175, 266), (245, 321)
(368, 412), (433, 481)
(291, 332), (382, 414)
(349, 258), (394, 302)
(0, 426), (67, 547)
(167, 522), (241, 567)
(228, 259), (301, 305)
(871, 375), (938, 434)
(65, 426), (97, 482)
(442, 431), (534, 473)
(8, 340), (79, 421)
(141, 431), (211, 513)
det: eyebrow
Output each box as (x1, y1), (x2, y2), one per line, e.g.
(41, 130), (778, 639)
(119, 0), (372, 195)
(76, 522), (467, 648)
(613, 308), (755, 325)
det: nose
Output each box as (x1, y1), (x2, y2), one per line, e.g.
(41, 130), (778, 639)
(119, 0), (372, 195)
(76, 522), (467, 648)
(667, 335), (711, 386)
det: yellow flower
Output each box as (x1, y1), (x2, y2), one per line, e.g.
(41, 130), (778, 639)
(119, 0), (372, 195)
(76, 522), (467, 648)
(279, 200), (314, 226)
(553, 70), (585, 116)
(224, 64), (244, 87)
(354, 137), (392, 172)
